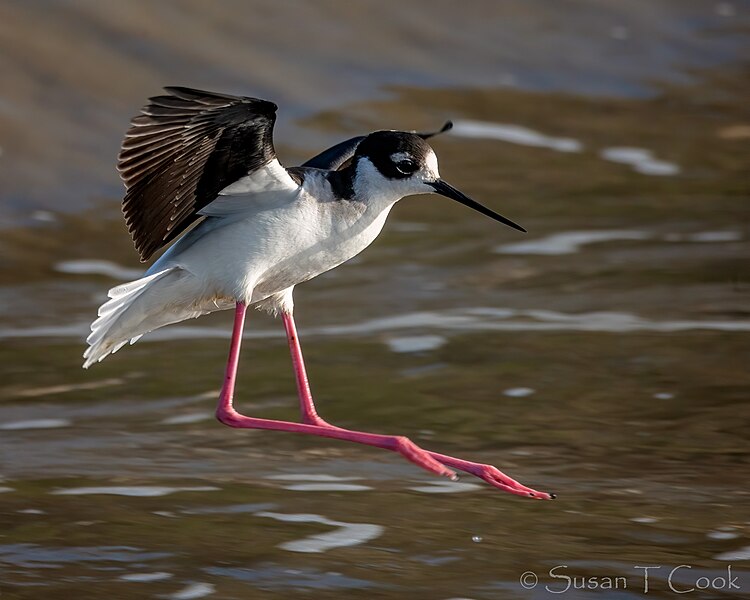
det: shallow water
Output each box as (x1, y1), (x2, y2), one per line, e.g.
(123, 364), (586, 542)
(1, 2), (750, 599)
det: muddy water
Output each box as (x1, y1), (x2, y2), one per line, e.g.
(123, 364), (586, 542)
(1, 2), (750, 599)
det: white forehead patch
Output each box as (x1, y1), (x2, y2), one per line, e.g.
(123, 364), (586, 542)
(389, 150), (440, 179)
(424, 149), (439, 178)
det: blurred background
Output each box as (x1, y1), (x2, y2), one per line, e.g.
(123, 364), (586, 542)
(1, 1), (749, 598)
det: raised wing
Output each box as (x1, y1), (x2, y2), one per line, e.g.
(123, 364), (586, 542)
(301, 121), (454, 171)
(118, 86), (289, 262)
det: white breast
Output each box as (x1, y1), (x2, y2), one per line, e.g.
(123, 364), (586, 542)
(150, 176), (397, 306)
(249, 192), (395, 299)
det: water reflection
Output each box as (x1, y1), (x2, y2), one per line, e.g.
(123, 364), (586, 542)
(255, 511), (385, 553)
(496, 229), (742, 255)
(266, 474), (373, 492)
(165, 582), (216, 600)
(0, 544), (171, 568)
(54, 259), (144, 280)
(0, 418), (72, 430)
(600, 146), (680, 176)
(496, 230), (651, 255)
(205, 565), (379, 590)
(51, 486), (220, 497)
(119, 571), (173, 582)
(2, 305), (749, 349)
(451, 119), (583, 153)
(385, 334), (447, 353)
(408, 480), (483, 494)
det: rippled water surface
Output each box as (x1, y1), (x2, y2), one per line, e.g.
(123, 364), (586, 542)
(1, 1), (749, 598)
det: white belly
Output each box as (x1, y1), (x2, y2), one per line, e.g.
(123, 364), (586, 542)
(151, 192), (395, 306)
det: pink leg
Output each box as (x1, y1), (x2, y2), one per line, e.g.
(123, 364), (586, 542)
(281, 311), (330, 426)
(217, 303), (455, 480)
(217, 303), (554, 499)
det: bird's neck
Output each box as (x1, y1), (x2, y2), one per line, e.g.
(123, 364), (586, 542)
(324, 159), (405, 216)
(353, 158), (406, 209)
(326, 165), (356, 201)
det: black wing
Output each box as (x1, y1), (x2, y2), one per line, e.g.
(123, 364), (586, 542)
(301, 121), (453, 171)
(118, 87), (281, 262)
(301, 136), (366, 170)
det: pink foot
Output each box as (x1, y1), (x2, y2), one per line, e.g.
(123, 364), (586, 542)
(428, 451), (555, 499)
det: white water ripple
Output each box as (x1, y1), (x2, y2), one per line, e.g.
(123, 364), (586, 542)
(600, 146), (680, 176)
(256, 511), (384, 553)
(496, 229), (742, 255)
(3, 306), (750, 346)
(497, 230), (650, 255)
(55, 259), (143, 280)
(265, 474), (363, 482)
(161, 412), (214, 425)
(409, 480), (483, 494)
(265, 473), (372, 491)
(714, 545), (750, 561)
(386, 335), (446, 353)
(166, 582), (215, 600)
(451, 119), (583, 153)
(120, 572), (173, 582)
(0, 419), (71, 430)
(51, 486), (219, 497)
(503, 387), (535, 398)
(282, 483), (373, 492)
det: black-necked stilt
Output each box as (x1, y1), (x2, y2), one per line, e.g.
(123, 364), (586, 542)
(84, 87), (553, 500)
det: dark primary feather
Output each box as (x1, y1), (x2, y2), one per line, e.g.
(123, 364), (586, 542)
(118, 87), (279, 262)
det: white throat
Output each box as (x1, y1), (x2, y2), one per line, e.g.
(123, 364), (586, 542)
(352, 155), (438, 209)
(353, 158), (401, 207)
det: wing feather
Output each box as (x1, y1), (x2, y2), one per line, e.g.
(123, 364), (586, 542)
(301, 136), (366, 170)
(118, 86), (288, 262)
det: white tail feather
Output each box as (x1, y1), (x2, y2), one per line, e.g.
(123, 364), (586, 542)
(82, 267), (209, 368)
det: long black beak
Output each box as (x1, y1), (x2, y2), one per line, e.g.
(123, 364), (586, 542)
(428, 180), (526, 233)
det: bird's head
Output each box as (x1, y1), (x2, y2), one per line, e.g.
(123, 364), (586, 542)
(351, 129), (525, 232)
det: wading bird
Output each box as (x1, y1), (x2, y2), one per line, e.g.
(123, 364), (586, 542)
(84, 87), (553, 499)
